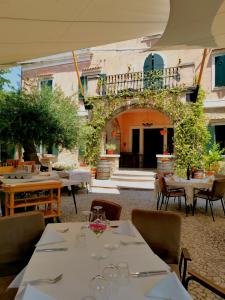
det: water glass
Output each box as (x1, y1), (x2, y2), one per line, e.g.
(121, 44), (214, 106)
(90, 275), (109, 300)
(75, 232), (86, 248)
(104, 243), (120, 264)
(102, 264), (119, 296)
(117, 262), (130, 286)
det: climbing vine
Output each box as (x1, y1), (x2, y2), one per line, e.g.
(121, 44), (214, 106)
(80, 88), (209, 173)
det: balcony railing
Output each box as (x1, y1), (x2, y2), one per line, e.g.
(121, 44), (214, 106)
(97, 66), (195, 97)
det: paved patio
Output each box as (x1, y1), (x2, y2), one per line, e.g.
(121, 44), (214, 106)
(60, 187), (225, 300)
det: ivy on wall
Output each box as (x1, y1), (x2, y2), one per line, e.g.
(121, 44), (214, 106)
(81, 88), (209, 173)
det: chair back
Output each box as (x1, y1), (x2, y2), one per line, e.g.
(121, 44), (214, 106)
(211, 179), (225, 198)
(91, 199), (122, 221)
(0, 212), (45, 276)
(158, 176), (168, 194)
(18, 161), (36, 172)
(6, 160), (19, 168)
(131, 209), (181, 264)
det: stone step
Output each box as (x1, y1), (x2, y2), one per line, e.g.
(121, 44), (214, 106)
(111, 175), (154, 182)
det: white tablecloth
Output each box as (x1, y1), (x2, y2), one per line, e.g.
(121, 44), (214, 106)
(15, 221), (187, 300)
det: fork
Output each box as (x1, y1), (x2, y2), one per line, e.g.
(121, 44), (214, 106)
(22, 273), (63, 285)
(120, 240), (145, 246)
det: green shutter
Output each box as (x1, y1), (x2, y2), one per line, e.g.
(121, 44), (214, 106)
(215, 55), (225, 87)
(78, 76), (87, 100)
(207, 125), (215, 150)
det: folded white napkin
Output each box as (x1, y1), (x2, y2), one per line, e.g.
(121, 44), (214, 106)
(36, 229), (65, 247)
(9, 266), (26, 288)
(114, 221), (136, 237)
(20, 285), (55, 300)
(146, 272), (192, 300)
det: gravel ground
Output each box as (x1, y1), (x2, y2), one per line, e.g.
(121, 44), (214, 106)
(60, 187), (225, 300)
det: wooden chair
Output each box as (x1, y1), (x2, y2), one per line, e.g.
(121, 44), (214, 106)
(90, 199), (122, 221)
(131, 209), (191, 284)
(193, 179), (225, 221)
(0, 212), (45, 297)
(185, 270), (225, 299)
(158, 176), (188, 215)
(6, 160), (19, 168)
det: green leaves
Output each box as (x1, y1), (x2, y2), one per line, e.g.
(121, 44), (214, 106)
(0, 87), (79, 154)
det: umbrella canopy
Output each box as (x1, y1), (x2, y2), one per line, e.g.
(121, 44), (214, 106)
(0, 0), (169, 65)
(154, 0), (225, 50)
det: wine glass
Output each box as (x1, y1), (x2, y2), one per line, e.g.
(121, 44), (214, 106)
(90, 275), (109, 300)
(89, 208), (107, 238)
(81, 210), (93, 228)
(104, 243), (120, 264)
(102, 264), (119, 297)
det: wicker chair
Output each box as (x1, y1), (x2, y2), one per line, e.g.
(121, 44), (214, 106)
(90, 199), (122, 221)
(131, 209), (191, 284)
(193, 179), (225, 221)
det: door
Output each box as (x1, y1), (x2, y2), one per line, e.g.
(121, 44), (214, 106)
(144, 129), (163, 168)
(144, 54), (164, 89)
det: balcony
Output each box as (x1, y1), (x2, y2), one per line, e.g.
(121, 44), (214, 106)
(96, 64), (195, 97)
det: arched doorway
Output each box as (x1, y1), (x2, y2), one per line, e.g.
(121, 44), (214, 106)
(106, 108), (173, 169)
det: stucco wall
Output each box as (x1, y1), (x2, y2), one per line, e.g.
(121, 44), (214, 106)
(116, 109), (171, 152)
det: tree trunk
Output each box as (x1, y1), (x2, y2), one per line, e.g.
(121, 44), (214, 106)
(22, 140), (40, 163)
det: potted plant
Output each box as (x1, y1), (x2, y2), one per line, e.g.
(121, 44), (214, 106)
(90, 165), (97, 179)
(203, 143), (224, 176)
(106, 143), (116, 155)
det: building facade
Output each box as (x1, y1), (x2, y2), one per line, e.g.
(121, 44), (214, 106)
(21, 36), (225, 168)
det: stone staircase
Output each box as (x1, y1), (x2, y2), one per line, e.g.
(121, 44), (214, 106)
(91, 169), (156, 190)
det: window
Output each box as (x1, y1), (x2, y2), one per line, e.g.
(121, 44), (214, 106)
(40, 78), (53, 90)
(214, 54), (225, 88)
(78, 76), (87, 100)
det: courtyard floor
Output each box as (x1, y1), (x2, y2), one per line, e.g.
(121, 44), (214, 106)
(60, 186), (225, 300)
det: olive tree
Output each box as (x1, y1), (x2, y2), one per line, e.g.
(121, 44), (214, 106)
(0, 87), (79, 162)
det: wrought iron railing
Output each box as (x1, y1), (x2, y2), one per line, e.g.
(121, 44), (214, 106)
(97, 67), (188, 96)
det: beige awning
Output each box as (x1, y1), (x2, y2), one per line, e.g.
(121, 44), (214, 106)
(0, 0), (169, 66)
(154, 0), (225, 50)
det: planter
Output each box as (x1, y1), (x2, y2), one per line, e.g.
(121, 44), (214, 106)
(194, 169), (205, 179)
(90, 167), (97, 179)
(106, 150), (114, 155)
(205, 170), (215, 177)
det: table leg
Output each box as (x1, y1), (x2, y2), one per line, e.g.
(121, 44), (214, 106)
(10, 192), (14, 216)
(71, 185), (77, 214)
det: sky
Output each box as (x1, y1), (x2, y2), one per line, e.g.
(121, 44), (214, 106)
(3, 66), (21, 91)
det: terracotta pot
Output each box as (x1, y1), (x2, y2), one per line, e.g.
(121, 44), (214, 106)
(106, 150), (114, 155)
(205, 170), (215, 177)
(91, 167), (97, 179)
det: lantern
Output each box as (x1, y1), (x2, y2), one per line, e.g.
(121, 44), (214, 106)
(160, 129), (167, 136)
(111, 130), (116, 137)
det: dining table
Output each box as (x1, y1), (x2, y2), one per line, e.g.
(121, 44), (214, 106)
(155, 176), (213, 205)
(15, 220), (192, 300)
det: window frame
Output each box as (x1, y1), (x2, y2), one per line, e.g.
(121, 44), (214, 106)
(212, 52), (225, 90)
(39, 77), (53, 90)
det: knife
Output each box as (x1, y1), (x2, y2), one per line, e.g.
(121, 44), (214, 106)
(131, 270), (168, 277)
(36, 248), (68, 252)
